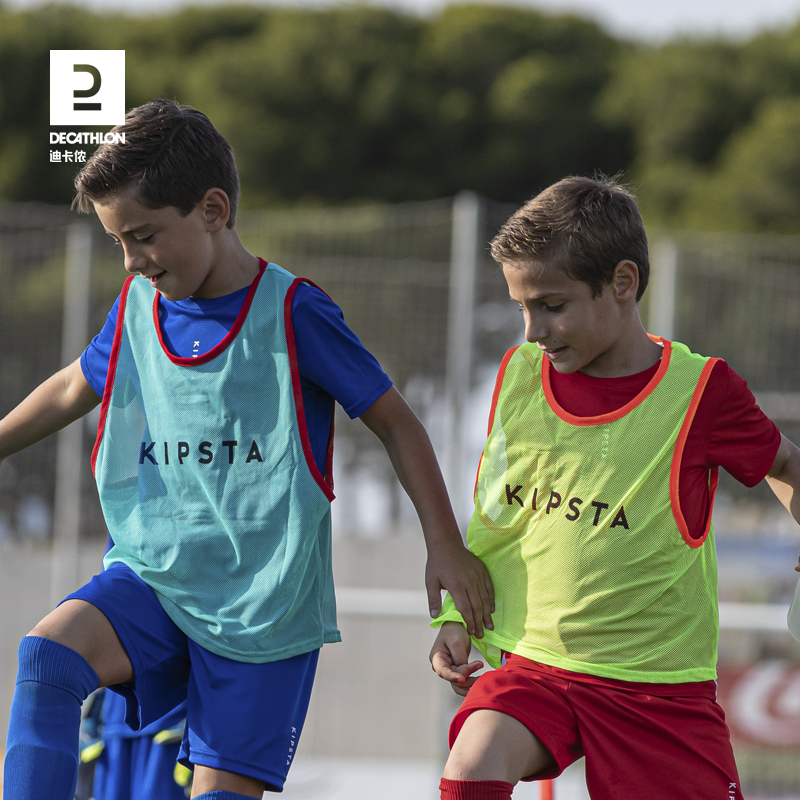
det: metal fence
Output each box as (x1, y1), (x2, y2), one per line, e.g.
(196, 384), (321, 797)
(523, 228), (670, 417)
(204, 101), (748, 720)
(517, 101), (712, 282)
(1, 198), (800, 798)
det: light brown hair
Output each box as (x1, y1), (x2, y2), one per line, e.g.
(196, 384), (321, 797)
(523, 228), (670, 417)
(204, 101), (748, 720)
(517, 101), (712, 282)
(490, 176), (650, 301)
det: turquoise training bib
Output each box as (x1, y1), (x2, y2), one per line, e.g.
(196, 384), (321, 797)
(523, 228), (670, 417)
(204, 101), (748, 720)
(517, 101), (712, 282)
(93, 261), (340, 662)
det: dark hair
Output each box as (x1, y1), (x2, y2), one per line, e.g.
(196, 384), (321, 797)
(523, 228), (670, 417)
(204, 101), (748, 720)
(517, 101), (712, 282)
(73, 99), (240, 228)
(490, 176), (650, 301)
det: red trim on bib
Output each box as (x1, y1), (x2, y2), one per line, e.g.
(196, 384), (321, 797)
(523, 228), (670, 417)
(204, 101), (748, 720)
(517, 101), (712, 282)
(670, 358), (721, 547)
(91, 276), (135, 475)
(284, 277), (335, 502)
(324, 405), (335, 491)
(487, 346), (521, 436)
(474, 346), (520, 497)
(152, 259), (266, 367)
(542, 338), (672, 426)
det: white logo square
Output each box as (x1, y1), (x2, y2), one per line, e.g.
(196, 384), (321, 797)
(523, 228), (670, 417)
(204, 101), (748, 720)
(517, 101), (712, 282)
(50, 50), (125, 126)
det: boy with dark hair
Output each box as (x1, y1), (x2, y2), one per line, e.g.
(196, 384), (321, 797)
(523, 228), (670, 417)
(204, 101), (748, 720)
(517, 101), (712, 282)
(430, 175), (800, 800)
(2, 98), (494, 800)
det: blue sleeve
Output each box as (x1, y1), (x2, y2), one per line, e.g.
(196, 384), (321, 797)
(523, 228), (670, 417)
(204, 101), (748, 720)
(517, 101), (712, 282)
(292, 284), (392, 419)
(82, 286), (391, 420)
(80, 296), (120, 399)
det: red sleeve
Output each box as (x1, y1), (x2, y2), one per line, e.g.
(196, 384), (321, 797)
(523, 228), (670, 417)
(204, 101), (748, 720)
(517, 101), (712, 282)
(697, 361), (781, 486)
(551, 356), (781, 541)
(678, 360), (781, 539)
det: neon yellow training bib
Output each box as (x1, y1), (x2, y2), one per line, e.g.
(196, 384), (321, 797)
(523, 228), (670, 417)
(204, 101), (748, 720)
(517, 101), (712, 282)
(436, 339), (721, 683)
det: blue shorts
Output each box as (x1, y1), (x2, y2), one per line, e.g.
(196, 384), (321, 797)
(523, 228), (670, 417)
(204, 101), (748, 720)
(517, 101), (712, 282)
(66, 562), (319, 791)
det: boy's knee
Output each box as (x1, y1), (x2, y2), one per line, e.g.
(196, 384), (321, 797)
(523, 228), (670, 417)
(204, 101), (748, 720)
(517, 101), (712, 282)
(444, 745), (511, 782)
(23, 599), (134, 686)
(443, 751), (481, 781)
(445, 709), (555, 783)
(16, 636), (99, 701)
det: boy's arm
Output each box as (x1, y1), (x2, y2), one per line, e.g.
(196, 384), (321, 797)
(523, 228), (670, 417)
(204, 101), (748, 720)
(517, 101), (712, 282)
(429, 621), (485, 696)
(0, 358), (100, 461)
(766, 433), (800, 570)
(359, 386), (495, 637)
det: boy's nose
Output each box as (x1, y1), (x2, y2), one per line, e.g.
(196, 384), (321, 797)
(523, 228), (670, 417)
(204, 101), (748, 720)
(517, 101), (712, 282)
(123, 248), (146, 274)
(525, 316), (548, 344)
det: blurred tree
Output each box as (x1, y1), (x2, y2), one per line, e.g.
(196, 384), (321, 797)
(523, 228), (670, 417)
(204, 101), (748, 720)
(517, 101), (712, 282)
(0, 3), (631, 207)
(600, 39), (762, 225)
(102, 6), (269, 109)
(418, 5), (631, 200)
(742, 22), (800, 101)
(685, 96), (800, 233)
(602, 41), (758, 167)
(185, 7), (429, 205)
(600, 23), (800, 231)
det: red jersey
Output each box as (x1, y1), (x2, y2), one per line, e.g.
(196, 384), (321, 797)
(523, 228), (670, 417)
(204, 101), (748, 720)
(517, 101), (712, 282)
(548, 356), (781, 540)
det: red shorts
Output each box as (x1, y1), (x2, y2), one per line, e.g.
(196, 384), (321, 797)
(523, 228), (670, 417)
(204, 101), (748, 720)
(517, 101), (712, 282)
(450, 654), (743, 800)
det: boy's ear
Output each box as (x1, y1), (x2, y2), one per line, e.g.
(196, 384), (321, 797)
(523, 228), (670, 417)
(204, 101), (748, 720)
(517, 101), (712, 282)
(198, 188), (230, 232)
(611, 259), (639, 303)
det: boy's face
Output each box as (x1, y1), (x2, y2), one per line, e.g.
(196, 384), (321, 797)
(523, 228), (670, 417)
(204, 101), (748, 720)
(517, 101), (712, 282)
(503, 259), (636, 377)
(94, 187), (226, 301)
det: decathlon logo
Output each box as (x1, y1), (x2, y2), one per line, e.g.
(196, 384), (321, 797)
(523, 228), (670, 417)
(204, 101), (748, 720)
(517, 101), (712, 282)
(50, 50), (125, 126)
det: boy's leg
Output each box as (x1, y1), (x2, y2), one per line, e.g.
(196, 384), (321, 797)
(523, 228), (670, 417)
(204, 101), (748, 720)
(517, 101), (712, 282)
(190, 767), (265, 798)
(444, 709), (554, 783)
(441, 709), (554, 798)
(4, 600), (133, 800)
(440, 655), (585, 800)
(6, 563), (191, 800)
(29, 599), (134, 684)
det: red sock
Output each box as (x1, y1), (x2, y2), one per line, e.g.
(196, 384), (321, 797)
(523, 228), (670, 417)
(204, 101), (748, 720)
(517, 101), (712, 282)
(439, 778), (514, 799)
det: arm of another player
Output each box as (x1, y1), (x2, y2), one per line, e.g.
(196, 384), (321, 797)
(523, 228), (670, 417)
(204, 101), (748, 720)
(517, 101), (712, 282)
(0, 358), (100, 462)
(766, 433), (800, 570)
(360, 387), (495, 638)
(429, 621), (485, 696)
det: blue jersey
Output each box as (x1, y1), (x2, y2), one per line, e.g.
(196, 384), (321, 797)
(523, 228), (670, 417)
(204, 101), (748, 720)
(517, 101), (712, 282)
(82, 281), (391, 474)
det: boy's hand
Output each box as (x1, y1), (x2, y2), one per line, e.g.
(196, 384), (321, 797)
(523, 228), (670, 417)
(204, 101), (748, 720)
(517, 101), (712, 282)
(430, 622), (485, 697)
(426, 541), (494, 639)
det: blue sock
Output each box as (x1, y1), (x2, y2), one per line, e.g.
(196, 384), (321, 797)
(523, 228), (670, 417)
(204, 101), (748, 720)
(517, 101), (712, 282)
(3, 636), (99, 800)
(192, 793), (257, 799)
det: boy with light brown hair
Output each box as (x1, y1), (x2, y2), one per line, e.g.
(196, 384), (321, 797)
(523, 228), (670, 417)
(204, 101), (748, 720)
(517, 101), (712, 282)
(430, 175), (800, 800)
